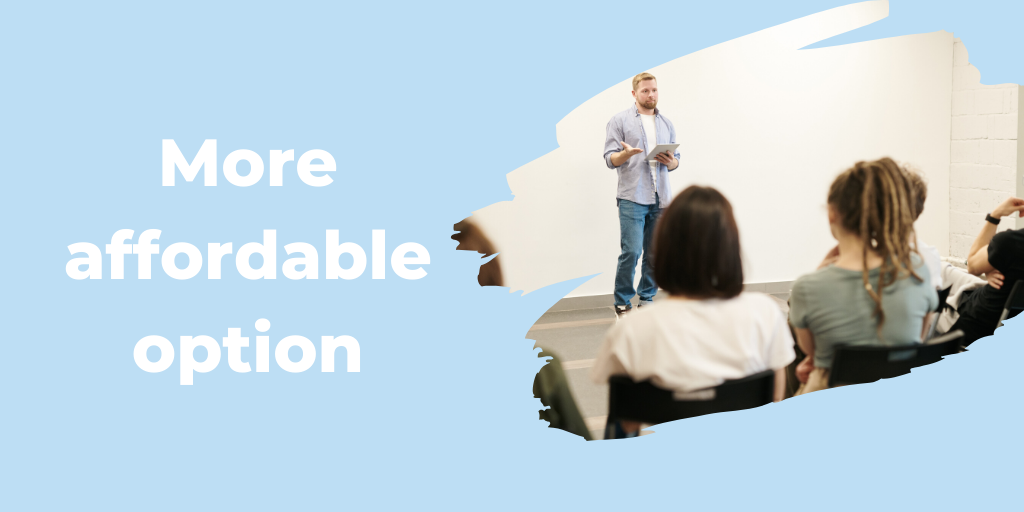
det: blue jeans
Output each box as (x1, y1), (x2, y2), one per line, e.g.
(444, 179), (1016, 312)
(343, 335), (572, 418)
(614, 197), (661, 308)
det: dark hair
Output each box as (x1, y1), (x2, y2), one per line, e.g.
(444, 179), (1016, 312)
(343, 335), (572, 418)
(653, 186), (743, 299)
(827, 157), (921, 333)
(904, 169), (927, 220)
(452, 219), (503, 287)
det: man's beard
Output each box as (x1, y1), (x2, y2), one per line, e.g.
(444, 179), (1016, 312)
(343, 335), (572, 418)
(641, 99), (657, 110)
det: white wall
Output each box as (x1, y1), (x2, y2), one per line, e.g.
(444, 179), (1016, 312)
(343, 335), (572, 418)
(472, 1), (954, 298)
(948, 38), (1021, 259)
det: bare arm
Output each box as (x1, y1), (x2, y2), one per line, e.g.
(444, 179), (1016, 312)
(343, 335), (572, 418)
(793, 327), (816, 385)
(794, 327), (815, 356)
(609, 142), (643, 167)
(968, 197), (1024, 275)
(921, 312), (935, 341)
(773, 369), (786, 402)
(966, 232), (997, 277)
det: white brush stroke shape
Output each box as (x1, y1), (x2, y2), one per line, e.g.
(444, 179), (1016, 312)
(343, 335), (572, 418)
(471, 0), (957, 298)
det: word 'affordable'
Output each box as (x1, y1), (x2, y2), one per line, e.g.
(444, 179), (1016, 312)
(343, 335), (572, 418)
(135, 319), (359, 385)
(66, 229), (428, 280)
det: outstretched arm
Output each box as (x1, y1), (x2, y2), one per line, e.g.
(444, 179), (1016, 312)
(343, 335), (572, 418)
(603, 118), (640, 168)
(610, 142), (644, 167)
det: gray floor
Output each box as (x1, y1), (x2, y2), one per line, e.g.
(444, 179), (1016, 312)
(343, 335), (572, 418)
(531, 292), (790, 440)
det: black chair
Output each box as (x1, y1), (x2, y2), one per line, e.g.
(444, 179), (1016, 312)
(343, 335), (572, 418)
(926, 286), (953, 339)
(604, 370), (775, 439)
(828, 330), (964, 387)
(997, 280), (1024, 328)
(937, 286), (951, 312)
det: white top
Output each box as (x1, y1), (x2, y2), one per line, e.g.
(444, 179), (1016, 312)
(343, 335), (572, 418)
(915, 235), (943, 289)
(590, 292), (796, 398)
(640, 114), (658, 187)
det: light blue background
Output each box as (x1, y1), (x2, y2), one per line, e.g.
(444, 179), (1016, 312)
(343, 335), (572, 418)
(1, 1), (1022, 509)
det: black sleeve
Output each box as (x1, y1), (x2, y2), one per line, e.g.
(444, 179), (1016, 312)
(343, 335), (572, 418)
(988, 229), (1024, 272)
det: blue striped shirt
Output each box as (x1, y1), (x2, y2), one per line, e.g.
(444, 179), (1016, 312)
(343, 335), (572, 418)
(603, 103), (680, 208)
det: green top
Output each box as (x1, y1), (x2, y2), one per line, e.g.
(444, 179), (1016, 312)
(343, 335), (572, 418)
(534, 350), (592, 441)
(789, 255), (938, 369)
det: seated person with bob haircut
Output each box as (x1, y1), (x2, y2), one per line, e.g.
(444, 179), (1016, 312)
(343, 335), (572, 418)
(591, 186), (795, 435)
(790, 158), (938, 395)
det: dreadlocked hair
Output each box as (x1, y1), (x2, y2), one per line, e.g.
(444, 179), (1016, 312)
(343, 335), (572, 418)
(827, 157), (923, 338)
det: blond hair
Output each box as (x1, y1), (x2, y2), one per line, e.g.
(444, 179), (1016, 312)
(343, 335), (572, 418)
(632, 72), (656, 91)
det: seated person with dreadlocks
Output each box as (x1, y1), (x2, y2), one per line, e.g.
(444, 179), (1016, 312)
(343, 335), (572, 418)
(818, 168), (944, 285)
(789, 158), (938, 395)
(939, 197), (1024, 346)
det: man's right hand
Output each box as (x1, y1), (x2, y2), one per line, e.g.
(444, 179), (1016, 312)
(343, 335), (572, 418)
(610, 141), (644, 167)
(619, 141), (643, 158)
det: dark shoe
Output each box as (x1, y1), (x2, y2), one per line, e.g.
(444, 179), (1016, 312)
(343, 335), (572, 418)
(614, 305), (632, 320)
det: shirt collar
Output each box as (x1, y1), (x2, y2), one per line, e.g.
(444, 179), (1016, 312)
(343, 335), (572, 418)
(632, 102), (659, 117)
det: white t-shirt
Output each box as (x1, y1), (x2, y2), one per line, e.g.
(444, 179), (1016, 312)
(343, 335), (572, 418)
(640, 114), (658, 186)
(915, 235), (943, 289)
(590, 292), (796, 398)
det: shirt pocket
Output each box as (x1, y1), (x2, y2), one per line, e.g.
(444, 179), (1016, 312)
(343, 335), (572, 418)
(626, 123), (646, 151)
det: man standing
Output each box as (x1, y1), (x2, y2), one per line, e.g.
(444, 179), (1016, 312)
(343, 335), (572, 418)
(603, 72), (680, 317)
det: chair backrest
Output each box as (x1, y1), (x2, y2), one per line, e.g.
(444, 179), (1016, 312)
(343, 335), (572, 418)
(998, 280), (1024, 327)
(926, 286), (952, 340)
(936, 286), (951, 313)
(606, 370), (775, 428)
(828, 330), (964, 387)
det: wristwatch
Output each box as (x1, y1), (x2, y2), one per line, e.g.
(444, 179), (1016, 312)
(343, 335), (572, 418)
(985, 213), (1001, 225)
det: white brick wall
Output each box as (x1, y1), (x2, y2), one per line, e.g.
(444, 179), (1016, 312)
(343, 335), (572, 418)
(948, 38), (1020, 260)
